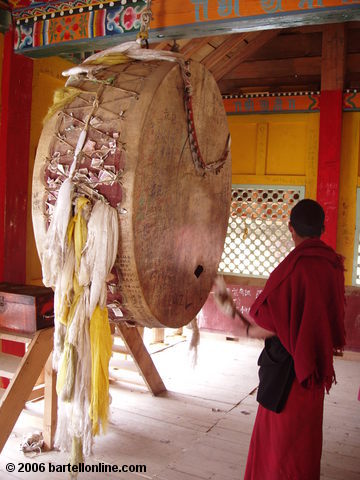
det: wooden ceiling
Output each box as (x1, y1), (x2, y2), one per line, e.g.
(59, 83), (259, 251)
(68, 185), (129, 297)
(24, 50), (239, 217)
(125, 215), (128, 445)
(151, 22), (360, 95)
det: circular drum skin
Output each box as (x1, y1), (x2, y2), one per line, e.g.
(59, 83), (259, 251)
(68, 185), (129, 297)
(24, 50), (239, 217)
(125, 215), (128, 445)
(32, 59), (231, 328)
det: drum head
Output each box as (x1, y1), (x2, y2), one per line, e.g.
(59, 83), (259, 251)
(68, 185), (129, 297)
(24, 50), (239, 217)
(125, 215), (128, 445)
(33, 59), (231, 328)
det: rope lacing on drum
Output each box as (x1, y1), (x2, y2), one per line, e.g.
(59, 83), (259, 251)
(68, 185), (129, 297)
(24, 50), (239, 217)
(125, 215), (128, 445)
(134, 0), (229, 175)
(180, 60), (230, 176)
(61, 43), (230, 177)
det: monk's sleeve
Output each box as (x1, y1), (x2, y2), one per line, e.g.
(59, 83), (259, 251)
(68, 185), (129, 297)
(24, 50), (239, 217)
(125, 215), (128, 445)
(288, 257), (341, 386)
(251, 277), (295, 350)
(252, 251), (344, 388)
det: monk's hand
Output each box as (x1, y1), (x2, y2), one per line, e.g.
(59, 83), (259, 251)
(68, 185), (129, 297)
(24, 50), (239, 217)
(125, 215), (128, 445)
(234, 309), (251, 336)
(213, 276), (237, 318)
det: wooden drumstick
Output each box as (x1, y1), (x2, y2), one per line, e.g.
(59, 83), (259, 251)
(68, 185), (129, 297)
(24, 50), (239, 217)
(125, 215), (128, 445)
(213, 276), (251, 329)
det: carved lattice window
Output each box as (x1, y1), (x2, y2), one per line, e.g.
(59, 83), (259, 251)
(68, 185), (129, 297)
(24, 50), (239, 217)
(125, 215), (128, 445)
(218, 185), (305, 278)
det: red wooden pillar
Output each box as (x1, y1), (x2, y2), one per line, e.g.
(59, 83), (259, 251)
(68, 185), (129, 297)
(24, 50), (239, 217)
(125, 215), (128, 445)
(0, 29), (33, 384)
(317, 24), (345, 249)
(0, 28), (33, 282)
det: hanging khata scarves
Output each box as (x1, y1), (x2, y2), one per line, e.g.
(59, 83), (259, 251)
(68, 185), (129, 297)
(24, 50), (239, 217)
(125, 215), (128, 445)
(42, 178), (74, 288)
(67, 197), (90, 272)
(56, 246), (75, 327)
(70, 436), (84, 471)
(55, 197), (89, 401)
(43, 87), (84, 124)
(56, 342), (77, 402)
(86, 52), (131, 66)
(48, 194), (118, 464)
(79, 200), (119, 317)
(40, 9), (167, 465)
(89, 305), (113, 436)
(53, 198), (89, 367)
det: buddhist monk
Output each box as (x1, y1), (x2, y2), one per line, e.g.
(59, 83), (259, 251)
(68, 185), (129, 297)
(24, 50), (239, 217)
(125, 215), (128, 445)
(243, 199), (346, 480)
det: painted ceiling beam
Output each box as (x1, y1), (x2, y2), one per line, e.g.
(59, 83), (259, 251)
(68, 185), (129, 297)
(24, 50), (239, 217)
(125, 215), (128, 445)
(11, 0), (360, 57)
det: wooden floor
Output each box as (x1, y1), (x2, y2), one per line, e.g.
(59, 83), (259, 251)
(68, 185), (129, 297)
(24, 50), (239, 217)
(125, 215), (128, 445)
(1, 335), (359, 479)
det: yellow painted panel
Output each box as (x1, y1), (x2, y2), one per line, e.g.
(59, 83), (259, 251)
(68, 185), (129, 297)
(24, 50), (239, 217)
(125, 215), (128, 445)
(337, 112), (360, 285)
(228, 113), (319, 200)
(228, 116), (257, 175)
(267, 120), (307, 175)
(26, 57), (73, 285)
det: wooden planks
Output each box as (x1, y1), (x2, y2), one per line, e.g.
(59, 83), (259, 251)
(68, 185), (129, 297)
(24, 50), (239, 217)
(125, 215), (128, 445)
(212, 30), (281, 81)
(116, 323), (166, 396)
(0, 337), (359, 479)
(224, 56), (321, 80)
(201, 33), (248, 71)
(321, 23), (346, 91)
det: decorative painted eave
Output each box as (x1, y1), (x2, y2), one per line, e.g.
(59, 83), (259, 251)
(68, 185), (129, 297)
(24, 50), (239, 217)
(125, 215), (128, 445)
(343, 90), (360, 110)
(223, 90), (360, 114)
(223, 91), (321, 114)
(10, 0), (360, 57)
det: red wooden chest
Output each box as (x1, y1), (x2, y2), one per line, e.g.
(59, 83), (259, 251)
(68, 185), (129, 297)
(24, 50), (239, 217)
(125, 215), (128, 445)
(0, 283), (54, 333)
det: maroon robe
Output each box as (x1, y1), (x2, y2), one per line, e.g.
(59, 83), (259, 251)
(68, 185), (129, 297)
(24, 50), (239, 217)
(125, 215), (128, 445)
(244, 238), (345, 480)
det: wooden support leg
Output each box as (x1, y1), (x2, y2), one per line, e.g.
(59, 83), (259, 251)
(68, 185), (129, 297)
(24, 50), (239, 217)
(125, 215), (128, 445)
(0, 327), (54, 454)
(43, 353), (57, 450)
(152, 328), (165, 344)
(116, 323), (166, 396)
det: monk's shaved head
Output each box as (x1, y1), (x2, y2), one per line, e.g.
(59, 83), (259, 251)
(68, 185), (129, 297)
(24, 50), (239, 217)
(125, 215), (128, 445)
(290, 199), (325, 238)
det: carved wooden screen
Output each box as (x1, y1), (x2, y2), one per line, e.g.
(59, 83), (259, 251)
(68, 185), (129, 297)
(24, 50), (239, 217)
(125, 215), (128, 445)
(219, 185), (305, 278)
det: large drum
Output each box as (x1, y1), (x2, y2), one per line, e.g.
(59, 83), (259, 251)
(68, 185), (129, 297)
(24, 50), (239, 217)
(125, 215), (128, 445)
(32, 55), (231, 328)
